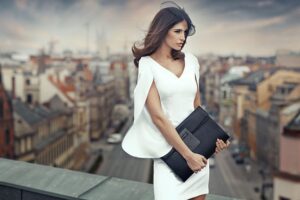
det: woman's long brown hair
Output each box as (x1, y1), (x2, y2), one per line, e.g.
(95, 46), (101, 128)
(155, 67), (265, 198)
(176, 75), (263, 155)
(132, 6), (195, 68)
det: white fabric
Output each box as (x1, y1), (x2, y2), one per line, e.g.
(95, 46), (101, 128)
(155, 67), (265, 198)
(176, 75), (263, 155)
(153, 158), (209, 200)
(122, 52), (200, 158)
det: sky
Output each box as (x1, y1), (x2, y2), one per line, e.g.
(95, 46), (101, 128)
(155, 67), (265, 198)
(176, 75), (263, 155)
(0, 0), (299, 56)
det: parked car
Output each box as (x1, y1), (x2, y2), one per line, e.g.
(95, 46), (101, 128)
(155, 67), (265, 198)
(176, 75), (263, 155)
(106, 133), (123, 144)
(231, 146), (240, 158)
(235, 154), (245, 164)
(230, 140), (248, 158)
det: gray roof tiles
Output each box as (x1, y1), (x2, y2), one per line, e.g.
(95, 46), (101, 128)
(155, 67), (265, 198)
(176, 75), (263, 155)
(13, 99), (43, 125)
(229, 68), (278, 91)
(286, 110), (300, 130)
(33, 105), (60, 119)
(13, 99), (63, 126)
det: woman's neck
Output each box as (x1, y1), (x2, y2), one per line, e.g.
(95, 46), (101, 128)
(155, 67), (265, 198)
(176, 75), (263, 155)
(152, 43), (172, 60)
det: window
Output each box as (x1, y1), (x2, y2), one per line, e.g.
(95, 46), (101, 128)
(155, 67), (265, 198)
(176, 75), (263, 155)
(15, 141), (19, 155)
(223, 91), (227, 99)
(26, 94), (32, 104)
(0, 99), (3, 119)
(5, 128), (10, 145)
(27, 137), (31, 151)
(21, 139), (25, 153)
(12, 77), (15, 96)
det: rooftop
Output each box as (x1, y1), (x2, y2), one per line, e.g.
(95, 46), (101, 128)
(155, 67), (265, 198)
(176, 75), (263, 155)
(33, 105), (59, 119)
(13, 99), (43, 125)
(283, 110), (300, 137)
(229, 68), (277, 91)
(285, 110), (300, 131)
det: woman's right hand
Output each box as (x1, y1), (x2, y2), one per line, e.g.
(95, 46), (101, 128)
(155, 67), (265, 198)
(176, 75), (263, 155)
(185, 152), (207, 173)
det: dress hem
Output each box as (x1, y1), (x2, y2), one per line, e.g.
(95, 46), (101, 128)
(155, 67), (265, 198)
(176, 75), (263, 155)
(183, 190), (209, 200)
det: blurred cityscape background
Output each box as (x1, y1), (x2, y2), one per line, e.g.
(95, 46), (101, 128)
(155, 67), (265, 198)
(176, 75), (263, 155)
(0, 0), (299, 200)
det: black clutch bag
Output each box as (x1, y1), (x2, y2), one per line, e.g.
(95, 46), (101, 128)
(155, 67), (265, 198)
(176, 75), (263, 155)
(161, 106), (230, 182)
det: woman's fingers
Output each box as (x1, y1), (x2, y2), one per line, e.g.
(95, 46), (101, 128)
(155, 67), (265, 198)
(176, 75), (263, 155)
(215, 138), (230, 153)
(194, 156), (207, 173)
(202, 156), (207, 164)
(226, 140), (231, 147)
(220, 139), (227, 148)
(215, 138), (231, 155)
(216, 139), (223, 150)
(217, 139), (227, 149)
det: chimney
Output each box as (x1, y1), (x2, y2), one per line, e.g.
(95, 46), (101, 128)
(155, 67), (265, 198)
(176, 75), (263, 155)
(0, 64), (2, 84)
(12, 76), (16, 99)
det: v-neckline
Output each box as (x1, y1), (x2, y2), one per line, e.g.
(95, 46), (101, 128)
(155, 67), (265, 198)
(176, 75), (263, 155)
(148, 54), (187, 79)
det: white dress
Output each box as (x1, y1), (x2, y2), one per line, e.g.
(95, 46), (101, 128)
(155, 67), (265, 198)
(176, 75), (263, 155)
(122, 52), (209, 200)
(148, 55), (210, 200)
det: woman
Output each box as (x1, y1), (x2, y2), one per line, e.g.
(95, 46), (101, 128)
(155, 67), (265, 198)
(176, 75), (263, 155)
(122, 2), (230, 200)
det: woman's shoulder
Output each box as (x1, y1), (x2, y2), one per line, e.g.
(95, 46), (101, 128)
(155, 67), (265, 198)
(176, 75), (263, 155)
(138, 55), (152, 67)
(184, 51), (197, 61)
(140, 55), (151, 62)
(137, 56), (153, 75)
(184, 51), (200, 72)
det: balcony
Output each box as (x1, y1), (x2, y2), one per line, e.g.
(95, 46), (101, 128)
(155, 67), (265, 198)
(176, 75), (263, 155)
(0, 158), (241, 200)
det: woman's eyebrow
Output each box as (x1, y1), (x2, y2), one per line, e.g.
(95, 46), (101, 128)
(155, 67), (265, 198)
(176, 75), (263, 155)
(173, 28), (188, 31)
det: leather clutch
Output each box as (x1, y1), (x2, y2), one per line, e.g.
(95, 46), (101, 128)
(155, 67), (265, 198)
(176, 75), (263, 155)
(161, 106), (230, 182)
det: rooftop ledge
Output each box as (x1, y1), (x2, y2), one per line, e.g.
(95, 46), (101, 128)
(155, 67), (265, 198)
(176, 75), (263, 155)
(0, 158), (241, 200)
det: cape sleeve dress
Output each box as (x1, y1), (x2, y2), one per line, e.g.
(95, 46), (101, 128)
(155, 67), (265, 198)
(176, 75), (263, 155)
(122, 52), (209, 200)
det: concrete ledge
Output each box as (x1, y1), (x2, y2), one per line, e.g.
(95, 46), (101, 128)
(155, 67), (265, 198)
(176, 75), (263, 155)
(0, 158), (241, 200)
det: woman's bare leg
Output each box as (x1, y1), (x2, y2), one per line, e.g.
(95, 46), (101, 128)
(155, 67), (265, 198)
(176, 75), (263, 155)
(189, 194), (206, 200)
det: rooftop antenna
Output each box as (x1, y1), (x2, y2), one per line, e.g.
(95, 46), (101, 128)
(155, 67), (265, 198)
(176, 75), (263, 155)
(96, 29), (100, 56)
(84, 22), (90, 54)
(48, 38), (59, 55)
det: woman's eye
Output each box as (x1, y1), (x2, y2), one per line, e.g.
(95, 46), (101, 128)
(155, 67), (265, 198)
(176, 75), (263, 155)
(175, 30), (180, 33)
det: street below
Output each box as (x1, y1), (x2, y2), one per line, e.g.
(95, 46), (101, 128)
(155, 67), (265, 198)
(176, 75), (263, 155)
(94, 113), (269, 199)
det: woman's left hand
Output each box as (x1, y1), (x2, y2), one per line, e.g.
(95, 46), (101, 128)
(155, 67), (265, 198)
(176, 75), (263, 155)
(215, 139), (230, 154)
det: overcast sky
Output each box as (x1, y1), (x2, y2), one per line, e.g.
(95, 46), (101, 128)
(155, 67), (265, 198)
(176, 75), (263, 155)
(0, 0), (299, 56)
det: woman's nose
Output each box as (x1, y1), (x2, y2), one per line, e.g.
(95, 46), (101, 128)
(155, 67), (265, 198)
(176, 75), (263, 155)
(179, 34), (185, 41)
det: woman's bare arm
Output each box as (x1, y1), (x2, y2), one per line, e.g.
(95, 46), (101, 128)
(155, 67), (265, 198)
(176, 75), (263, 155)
(194, 89), (201, 108)
(145, 81), (206, 171)
(194, 75), (201, 108)
(145, 81), (192, 159)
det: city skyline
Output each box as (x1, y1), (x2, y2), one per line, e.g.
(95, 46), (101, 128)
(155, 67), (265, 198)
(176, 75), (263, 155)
(0, 0), (299, 56)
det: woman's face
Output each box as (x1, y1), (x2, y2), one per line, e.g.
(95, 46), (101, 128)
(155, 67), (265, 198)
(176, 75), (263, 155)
(164, 20), (188, 51)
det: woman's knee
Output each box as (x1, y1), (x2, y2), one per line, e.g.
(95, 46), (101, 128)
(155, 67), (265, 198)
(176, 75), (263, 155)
(189, 194), (206, 200)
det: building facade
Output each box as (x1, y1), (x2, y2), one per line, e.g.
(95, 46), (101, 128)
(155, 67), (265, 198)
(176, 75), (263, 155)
(273, 111), (300, 200)
(0, 65), (14, 158)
